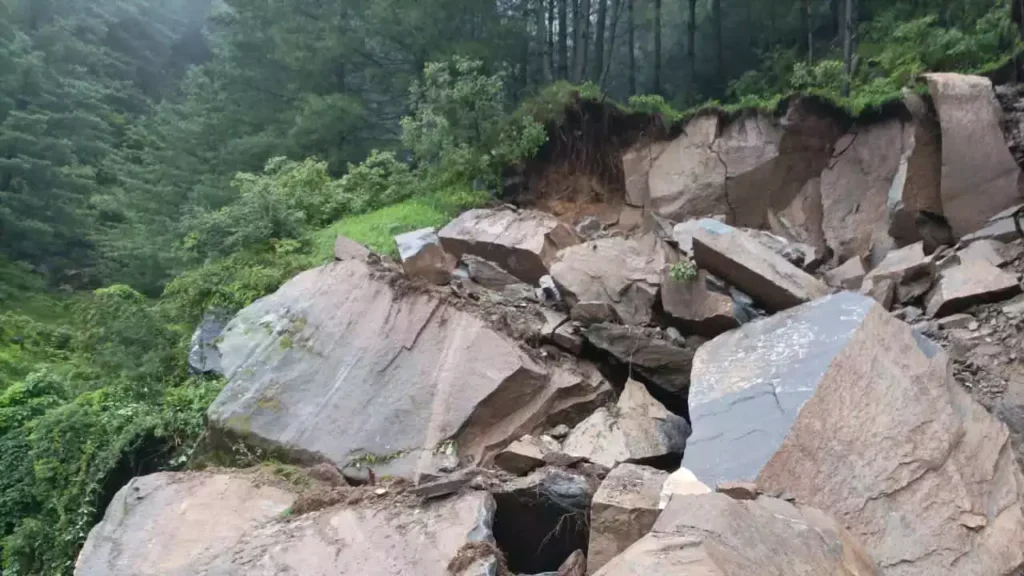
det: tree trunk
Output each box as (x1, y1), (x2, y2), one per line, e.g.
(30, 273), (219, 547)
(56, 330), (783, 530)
(842, 0), (854, 96)
(628, 0), (636, 95)
(547, 0), (555, 81)
(653, 0), (662, 94)
(688, 0), (697, 102)
(571, 0), (580, 81)
(600, 0), (622, 86)
(593, 0), (607, 81)
(801, 0), (812, 61)
(579, 0), (592, 80)
(558, 0), (569, 79)
(712, 0), (723, 93)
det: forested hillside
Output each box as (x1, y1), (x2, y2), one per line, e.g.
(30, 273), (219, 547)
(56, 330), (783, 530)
(1, 0), (1022, 573)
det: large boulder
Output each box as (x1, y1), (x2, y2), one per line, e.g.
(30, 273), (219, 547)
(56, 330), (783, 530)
(690, 218), (829, 312)
(77, 471), (500, 576)
(550, 234), (679, 325)
(207, 259), (612, 480)
(683, 292), (875, 487)
(925, 73), (1023, 237)
(757, 302), (1024, 576)
(562, 379), (691, 469)
(592, 493), (880, 576)
(187, 309), (228, 375)
(660, 269), (745, 337)
(861, 241), (937, 306)
(395, 227), (454, 285)
(438, 208), (580, 284)
(583, 323), (695, 407)
(622, 141), (670, 207)
(925, 260), (1022, 317)
(588, 463), (668, 573)
(647, 115), (727, 221)
(888, 92), (944, 246)
(768, 177), (827, 254)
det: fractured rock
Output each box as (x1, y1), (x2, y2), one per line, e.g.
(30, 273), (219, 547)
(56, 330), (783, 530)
(925, 260), (1022, 317)
(824, 256), (867, 290)
(208, 259), (612, 481)
(683, 292), (875, 487)
(395, 227), (454, 285)
(622, 141), (669, 207)
(861, 241), (937, 306)
(592, 493), (881, 576)
(926, 73), (1023, 237)
(588, 463), (669, 573)
(562, 380), (691, 470)
(333, 235), (372, 262)
(541, 310), (582, 355)
(690, 218), (828, 312)
(757, 303), (1024, 576)
(768, 177), (827, 255)
(187, 308), (228, 375)
(569, 301), (620, 326)
(745, 228), (824, 271)
(648, 115), (727, 221)
(463, 254), (522, 291)
(439, 208), (580, 284)
(660, 268), (742, 337)
(658, 466), (711, 509)
(959, 238), (1009, 267)
(888, 92), (944, 247)
(962, 216), (1022, 245)
(584, 323), (695, 405)
(494, 435), (562, 476)
(716, 481), (759, 501)
(861, 276), (896, 310)
(550, 234), (679, 325)
(557, 550), (587, 576)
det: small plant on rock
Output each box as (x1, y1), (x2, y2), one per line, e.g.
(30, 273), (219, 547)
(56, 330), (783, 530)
(669, 260), (698, 282)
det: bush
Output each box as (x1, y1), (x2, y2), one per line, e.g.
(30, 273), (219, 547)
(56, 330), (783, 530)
(336, 150), (420, 214)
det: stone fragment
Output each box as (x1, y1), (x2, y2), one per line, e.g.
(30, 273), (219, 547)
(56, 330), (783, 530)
(584, 324), (694, 406)
(690, 218), (828, 312)
(333, 234), (372, 261)
(959, 238), (1008, 267)
(187, 309), (228, 375)
(658, 466), (711, 509)
(569, 301), (620, 326)
(926, 73), (1023, 237)
(208, 259), (612, 481)
(562, 380), (691, 470)
(660, 268), (742, 337)
(439, 208), (580, 284)
(395, 227), (455, 285)
(551, 234), (678, 325)
(588, 463), (669, 573)
(716, 481), (759, 501)
(575, 215), (604, 238)
(892, 306), (924, 323)
(861, 276), (896, 310)
(541, 310), (583, 355)
(671, 218), (708, 255)
(622, 141), (669, 207)
(962, 217), (1022, 245)
(746, 228), (824, 272)
(861, 241), (937, 306)
(824, 256), (867, 290)
(768, 177), (827, 256)
(683, 292), (875, 486)
(757, 303), (1024, 576)
(888, 92), (944, 247)
(592, 493), (881, 576)
(463, 254), (522, 291)
(926, 260), (1022, 317)
(494, 435), (561, 476)
(557, 550), (587, 576)
(937, 313), (976, 330)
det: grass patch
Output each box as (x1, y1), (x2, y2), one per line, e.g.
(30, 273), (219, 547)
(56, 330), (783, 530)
(311, 186), (490, 260)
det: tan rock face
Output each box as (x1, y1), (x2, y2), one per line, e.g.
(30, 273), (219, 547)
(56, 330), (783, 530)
(333, 235), (372, 261)
(926, 73), (1023, 237)
(562, 380), (690, 469)
(622, 141), (669, 207)
(825, 256), (867, 290)
(925, 260), (1022, 317)
(690, 218), (828, 312)
(588, 463), (668, 573)
(76, 472), (295, 576)
(648, 115), (727, 220)
(438, 208), (580, 284)
(660, 268), (741, 337)
(757, 305), (1024, 576)
(208, 260), (611, 480)
(888, 92), (944, 246)
(550, 234), (679, 325)
(592, 493), (880, 576)
(821, 119), (904, 263)
(769, 176), (827, 254)
(395, 227), (455, 285)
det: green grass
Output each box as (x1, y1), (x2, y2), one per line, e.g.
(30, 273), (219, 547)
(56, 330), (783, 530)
(310, 186), (490, 259)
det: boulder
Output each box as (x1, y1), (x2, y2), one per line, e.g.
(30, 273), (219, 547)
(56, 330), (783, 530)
(824, 256), (867, 290)
(745, 228), (824, 271)
(333, 235), (372, 261)
(570, 301), (620, 326)
(584, 324), (695, 406)
(491, 467), (596, 574)
(861, 241), (937, 306)
(622, 141), (669, 207)
(588, 463), (669, 573)
(768, 177), (827, 255)
(962, 216), (1022, 245)
(683, 292), (875, 486)
(395, 227), (454, 285)
(648, 115), (727, 221)
(438, 208), (580, 284)
(574, 215), (604, 238)
(77, 472), (500, 576)
(861, 276), (896, 310)
(959, 238), (1009, 267)
(541, 310), (583, 355)
(494, 435), (561, 476)
(925, 260), (1022, 317)
(888, 92), (944, 246)
(716, 481), (759, 501)
(925, 73), (1023, 237)
(463, 254), (522, 291)
(820, 120), (904, 263)
(208, 259), (612, 481)
(690, 218), (829, 312)
(660, 268), (743, 337)
(562, 380), (691, 469)
(550, 235), (679, 325)
(658, 466), (711, 508)
(757, 303), (1024, 576)
(592, 493), (880, 576)
(187, 309), (228, 375)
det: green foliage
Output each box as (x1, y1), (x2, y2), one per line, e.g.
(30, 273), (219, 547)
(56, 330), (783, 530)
(336, 150), (421, 215)
(669, 260), (698, 282)
(626, 94), (684, 123)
